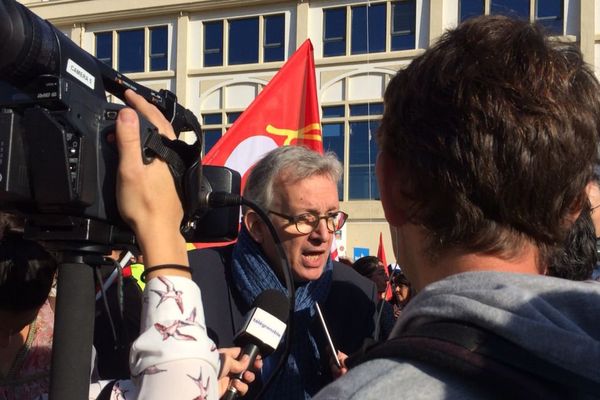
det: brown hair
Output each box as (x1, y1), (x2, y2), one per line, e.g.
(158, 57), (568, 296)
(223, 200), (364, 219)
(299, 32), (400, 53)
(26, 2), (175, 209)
(378, 16), (600, 265)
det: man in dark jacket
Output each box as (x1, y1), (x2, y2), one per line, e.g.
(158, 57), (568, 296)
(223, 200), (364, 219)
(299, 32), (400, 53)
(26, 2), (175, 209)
(189, 146), (382, 399)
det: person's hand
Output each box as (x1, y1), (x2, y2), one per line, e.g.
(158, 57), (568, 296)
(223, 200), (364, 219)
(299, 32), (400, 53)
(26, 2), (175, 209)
(218, 347), (263, 397)
(115, 89), (189, 271)
(330, 350), (348, 379)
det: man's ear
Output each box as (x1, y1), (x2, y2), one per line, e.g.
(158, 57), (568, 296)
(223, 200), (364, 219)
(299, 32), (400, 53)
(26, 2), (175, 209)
(565, 185), (593, 226)
(376, 151), (409, 227)
(243, 211), (265, 243)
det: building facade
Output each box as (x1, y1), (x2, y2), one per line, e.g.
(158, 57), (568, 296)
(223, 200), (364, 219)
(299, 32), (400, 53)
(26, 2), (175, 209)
(20, 0), (600, 259)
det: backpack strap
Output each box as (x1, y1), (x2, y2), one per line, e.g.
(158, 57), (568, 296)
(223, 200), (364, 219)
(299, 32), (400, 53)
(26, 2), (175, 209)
(347, 320), (599, 399)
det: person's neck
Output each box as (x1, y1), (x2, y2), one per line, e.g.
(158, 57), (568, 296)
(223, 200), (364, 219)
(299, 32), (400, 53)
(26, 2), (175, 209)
(414, 242), (542, 292)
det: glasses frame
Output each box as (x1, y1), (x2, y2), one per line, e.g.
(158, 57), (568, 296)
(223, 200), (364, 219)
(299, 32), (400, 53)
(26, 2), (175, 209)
(268, 209), (348, 234)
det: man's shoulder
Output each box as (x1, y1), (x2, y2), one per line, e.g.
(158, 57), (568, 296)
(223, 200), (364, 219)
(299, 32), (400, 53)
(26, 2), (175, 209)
(331, 261), (377, 294)
(314, 358), (486, 400)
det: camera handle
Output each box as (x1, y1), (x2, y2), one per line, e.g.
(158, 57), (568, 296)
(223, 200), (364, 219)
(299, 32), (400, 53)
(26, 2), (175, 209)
(49, 254), (98, 400)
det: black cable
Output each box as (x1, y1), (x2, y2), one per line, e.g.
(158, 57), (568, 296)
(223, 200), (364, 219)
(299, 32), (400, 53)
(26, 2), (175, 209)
(94, 264), (118, 346)
(202, 192), (296, 399)
(240, 197), (295, 400)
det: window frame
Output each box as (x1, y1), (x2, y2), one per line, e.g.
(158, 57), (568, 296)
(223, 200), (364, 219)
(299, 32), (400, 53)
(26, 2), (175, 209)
(458, 0), (565, 35)
(94, 24), (170, 73)
(321, 101), (384, 201)
(202, 13), (286, 67)
(322, 1), (416, 58)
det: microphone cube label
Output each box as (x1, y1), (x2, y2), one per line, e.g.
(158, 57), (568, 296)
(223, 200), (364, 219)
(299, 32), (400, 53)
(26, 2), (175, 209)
(246, 308), (286, 350)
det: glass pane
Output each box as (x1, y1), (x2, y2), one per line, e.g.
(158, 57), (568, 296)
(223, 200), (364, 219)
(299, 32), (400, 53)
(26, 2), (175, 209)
(491, 0), (530, 18)
(323, 123), (345, 200)
(459, 0), (485, 22)
(264, 14), (285, 62)
(536, 0), (563, 35)
(322, 105), (345, 118)
(203, 113), (222, 125)
(204, 129), (222, 155)
(350, 103), (384, 116)
(391, 0), (416, 51)
(150, 26), (168, 71)
(229, 17), (259, 65)
(118, 29), (144, 73)
(227, 112), (242, 124)
(204, 21), (223, 67)
(349, 120), (380, 200)
(323, 7), (347, 57)
(95, 32), (112, 66)
(351, 3), (386, 55)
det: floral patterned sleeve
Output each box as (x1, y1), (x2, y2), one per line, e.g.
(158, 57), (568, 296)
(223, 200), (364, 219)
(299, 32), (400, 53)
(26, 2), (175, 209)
(88, 275), (220, 400)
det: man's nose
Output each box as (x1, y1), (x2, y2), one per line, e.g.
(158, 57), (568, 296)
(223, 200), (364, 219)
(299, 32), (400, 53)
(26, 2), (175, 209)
(310, 218), (331, 240)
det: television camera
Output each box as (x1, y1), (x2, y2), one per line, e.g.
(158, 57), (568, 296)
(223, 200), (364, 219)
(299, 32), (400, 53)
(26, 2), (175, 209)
(0, 0), (240, 248)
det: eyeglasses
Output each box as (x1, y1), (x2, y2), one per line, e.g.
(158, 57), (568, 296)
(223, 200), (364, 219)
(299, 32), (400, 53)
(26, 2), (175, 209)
(268, 210), (348, 234)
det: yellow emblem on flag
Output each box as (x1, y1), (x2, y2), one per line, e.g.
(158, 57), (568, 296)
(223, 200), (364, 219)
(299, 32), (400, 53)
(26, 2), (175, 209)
(266, 123), (322, 146)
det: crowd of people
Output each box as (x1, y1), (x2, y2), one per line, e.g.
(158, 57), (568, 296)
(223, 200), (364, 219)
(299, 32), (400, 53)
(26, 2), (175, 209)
(2, 13), (600, 400)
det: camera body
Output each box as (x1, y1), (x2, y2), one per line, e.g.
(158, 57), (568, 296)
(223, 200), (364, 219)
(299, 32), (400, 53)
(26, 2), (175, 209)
(0, 0), (240, 245)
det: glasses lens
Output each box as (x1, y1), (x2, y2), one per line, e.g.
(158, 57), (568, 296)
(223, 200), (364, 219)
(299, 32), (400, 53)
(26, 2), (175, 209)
(296, 213), (318, 234)
(327, 212), (347, 232)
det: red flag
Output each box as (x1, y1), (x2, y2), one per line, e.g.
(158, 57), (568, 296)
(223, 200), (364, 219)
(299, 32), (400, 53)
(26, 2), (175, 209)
(378, 232), (392, 301)
(203, 39), (323, 187)
(191, 40), (322, 249)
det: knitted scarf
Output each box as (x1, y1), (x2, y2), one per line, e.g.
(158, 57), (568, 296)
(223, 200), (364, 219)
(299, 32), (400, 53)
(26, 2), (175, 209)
(231, 227), (333, 399)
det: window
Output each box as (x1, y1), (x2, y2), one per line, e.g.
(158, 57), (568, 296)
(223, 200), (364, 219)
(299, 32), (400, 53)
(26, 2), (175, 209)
(323, 7), (346, 57)
(203, 14), (285, 67)
(536, 0), (563, 35)
(459, 1), (564, 35)
(322, 102), (383, 200)
(229, 18), (259, 65)
(459, 0), (484, 22)
(349, 120), (379, 200)
(95, 32), (112, 66)
(322, 122), (345, 199)
(150, 26), (168, 71)
(352, 3), (386, 54)
(264, 15), (285, 62)
(391, 0), (416, 50)
(201, 110), (244, 155)
(204, 21), (224, 67)
(323, 1), (415, 58)
(491, 0), (530, 18)
(118, 29), (144, 73)
(95, 26), (169, 73)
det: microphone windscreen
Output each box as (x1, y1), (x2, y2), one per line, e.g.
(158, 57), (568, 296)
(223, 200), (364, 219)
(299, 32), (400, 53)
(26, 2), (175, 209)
(234, 289), (290, 355)
(252, 289), (290, 323)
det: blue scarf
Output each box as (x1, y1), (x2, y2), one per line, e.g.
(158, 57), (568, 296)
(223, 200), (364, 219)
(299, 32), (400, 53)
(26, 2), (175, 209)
(231, 227), (333, 399)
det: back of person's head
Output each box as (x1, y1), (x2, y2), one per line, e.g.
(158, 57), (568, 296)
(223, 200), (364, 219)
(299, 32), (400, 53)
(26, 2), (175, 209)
(547, 204), (596, 281)
(378, 15), (600, 265)
(352, 256), (387, 293)
(0, 213), (57, 312)
(243, 145), (342, 211)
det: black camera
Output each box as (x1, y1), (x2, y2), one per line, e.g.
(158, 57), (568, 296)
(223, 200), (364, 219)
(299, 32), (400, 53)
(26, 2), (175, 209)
(0, 0), (240, 246)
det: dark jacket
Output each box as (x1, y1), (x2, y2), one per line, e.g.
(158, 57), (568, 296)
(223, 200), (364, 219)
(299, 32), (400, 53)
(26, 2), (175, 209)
(188, 245), (381, 398)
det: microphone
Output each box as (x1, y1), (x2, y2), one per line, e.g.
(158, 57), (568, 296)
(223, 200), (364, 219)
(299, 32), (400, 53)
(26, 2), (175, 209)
(222, 289), (290, 400)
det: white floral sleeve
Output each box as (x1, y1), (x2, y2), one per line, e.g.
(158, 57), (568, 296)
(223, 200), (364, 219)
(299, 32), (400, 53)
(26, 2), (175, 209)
(88, 275), (220, 400)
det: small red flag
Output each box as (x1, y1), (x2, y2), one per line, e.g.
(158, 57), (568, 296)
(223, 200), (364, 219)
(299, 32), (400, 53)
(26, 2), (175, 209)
(378, 232), (393, 301)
